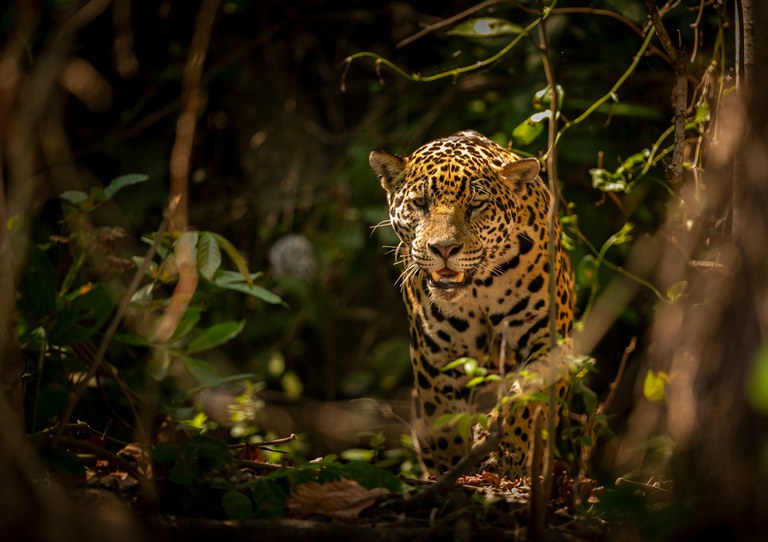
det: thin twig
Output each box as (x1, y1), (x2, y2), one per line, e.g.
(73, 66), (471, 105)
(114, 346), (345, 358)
(396, 0), (506, 48)
(645, 0), (687, 184)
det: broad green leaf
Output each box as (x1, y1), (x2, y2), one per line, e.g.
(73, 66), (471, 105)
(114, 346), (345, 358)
(643, 370), (668, 402)
(747, 346), (768, 414)
(171, 307), (202, 342)
(512, 111), (548, 145)
(196, 231), (222, 281)
(187, 320), (245, 353)
(102, 173), (150, 200)
(222, 490), (253, 520)
(180, 355), (222, 387)
(213, 271), (283, 304)
(447, 17), (523, 38)
(59, 190), (89, 205)
(341, 461), (402, 492)
(211, 233), (253, 287)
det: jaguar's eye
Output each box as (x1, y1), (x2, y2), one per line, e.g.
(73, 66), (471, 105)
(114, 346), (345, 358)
(411, 196), (428, 209)
(468, 198), (487, 210)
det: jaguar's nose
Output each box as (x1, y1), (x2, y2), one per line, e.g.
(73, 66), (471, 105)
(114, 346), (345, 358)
(428, 243), (463, 260)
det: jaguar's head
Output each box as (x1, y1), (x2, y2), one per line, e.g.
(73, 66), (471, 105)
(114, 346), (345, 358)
(370, 131), (540, 301)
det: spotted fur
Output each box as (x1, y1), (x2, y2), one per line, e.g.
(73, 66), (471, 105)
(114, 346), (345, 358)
(370, 130), (574, 477)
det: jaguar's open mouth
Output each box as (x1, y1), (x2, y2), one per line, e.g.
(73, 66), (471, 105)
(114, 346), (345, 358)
(428, 267), (470, 290)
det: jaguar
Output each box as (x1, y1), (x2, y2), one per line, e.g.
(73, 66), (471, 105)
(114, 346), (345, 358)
(369, 130), (574, 478)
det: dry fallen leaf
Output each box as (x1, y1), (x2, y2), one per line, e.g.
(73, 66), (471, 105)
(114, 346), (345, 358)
(286, 479), (389, 522)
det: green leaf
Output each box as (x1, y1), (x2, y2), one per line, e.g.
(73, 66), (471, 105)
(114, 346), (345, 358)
(747, 346), (768, 414)
(102, 173), (150, 201)
(222, 490), (253, 520)
(48, 286), (114, 346)
(187, 320), (245, 353)
(532, 85), (564, 110)
(447, 17), (523, 38)
(512, 111), (549, 146)
(196, 232), (222, 281)
(466, 376), (487, 388)
(342, 461), (402, 492)
(643, 370), (668, 402)
(590, 168), (627, 192)
(59, 190), (89, 205)
(211, 233), (253, 287)
(213, 271), (283, 305)
(180, 355), (222, 387)
(171, 308), (202, 342)
(340, 448), (376, 462)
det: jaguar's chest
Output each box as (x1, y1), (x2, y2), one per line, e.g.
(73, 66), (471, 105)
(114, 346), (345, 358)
(409, 264), (551, 367)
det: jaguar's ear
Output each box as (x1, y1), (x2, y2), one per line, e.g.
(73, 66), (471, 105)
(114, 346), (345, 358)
(501, 157), (540, 187)
(369, 150), (406, 193)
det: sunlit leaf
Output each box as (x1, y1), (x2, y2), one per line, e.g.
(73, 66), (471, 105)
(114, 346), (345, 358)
(590, 168), (627, 192)
(666, 280), (688, 302)
(643, 370), (668, 402)
(447, 17), (523, 38)
(187, 320), (245, 353)
(532, 85), (564, 110)
(466, 376), (487, 388)
(512, 111), (548, 145)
